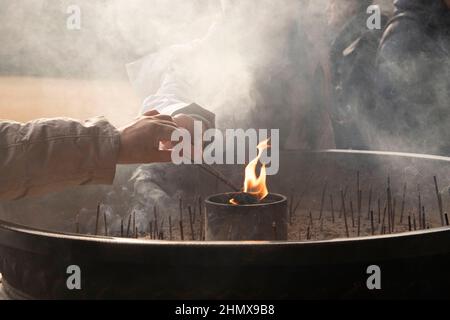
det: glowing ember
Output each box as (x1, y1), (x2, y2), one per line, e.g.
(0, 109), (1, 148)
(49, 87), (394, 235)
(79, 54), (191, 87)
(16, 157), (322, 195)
(230, 139), (270, 205)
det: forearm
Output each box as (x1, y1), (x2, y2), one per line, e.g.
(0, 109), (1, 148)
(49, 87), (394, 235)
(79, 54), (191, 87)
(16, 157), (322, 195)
(0, 117), (120, 200)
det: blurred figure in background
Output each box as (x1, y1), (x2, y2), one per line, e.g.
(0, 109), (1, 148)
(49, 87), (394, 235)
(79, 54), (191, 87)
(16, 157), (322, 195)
(375, 0), (450, 154)
(327, 0), (390, 150)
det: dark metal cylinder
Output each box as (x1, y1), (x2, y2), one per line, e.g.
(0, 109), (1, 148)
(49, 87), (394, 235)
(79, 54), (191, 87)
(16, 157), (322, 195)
(205, 193), (288, 241)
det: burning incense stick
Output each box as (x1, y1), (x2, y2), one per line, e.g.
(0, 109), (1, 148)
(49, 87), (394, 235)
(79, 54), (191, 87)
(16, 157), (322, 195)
(75, 214), (80, 234)
(149, 222), (153, 239)
(179, 197), (184, 241)
(356, 171), (360, 214)
(417, 185), (422, 229)
(154, 206), (159, 236)
(126, 214), (131, 237)
(341, 190), (350, 238)
(188, 206), (195, 240)
(198, 196), (202, 220)
(198, 196), (204, 240)
(160, 218), (165, 237)
(339, 186), (348, 218)
(95, 203), (100, 235)
(400, 183), (406, 223)
(370, 211), (374, 235)
(358, 189), (362, 220)
(380, 203), (387, 234)
(289, 194), (294, 225)
(433, 176), (445, 226)
(422, 206), (426, 230)
(367, 187), (372, 219)
(387, 182), (392, 233)
(392, 197), (397, 232)
(103, 211), (108, 236)
(377, 198), (381, 224)
(200, 207), (205, 241)
(319, 181), (327, 220)
(330, 194), (335, 224)
(179, 219), (184, 240)
(169, 216), (173, 240)
(350, 200), (355, 228)
(289, 197), (301, 225)
(357, 204), (361, 237)
(193, 204), (198, 224)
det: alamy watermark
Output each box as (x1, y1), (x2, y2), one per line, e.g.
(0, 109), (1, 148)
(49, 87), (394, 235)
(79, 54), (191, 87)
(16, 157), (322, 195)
(366, 265), (381, 290)
(170, 121), (280, 175)
(366, 5), (382, 30)
(66, 265), (81, 290)
(66, 5), (81, 30)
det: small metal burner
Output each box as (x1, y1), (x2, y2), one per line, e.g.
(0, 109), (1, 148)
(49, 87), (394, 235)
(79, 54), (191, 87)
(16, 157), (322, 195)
(205, 193), (288, 241)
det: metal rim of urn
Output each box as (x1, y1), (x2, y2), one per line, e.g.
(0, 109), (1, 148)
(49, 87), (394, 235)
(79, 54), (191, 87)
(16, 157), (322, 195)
(205, 193), (288, 241)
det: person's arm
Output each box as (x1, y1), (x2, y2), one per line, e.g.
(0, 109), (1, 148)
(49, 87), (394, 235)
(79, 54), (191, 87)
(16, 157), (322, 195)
(0, 113), (177, 200)
(0, 117), (119, 200)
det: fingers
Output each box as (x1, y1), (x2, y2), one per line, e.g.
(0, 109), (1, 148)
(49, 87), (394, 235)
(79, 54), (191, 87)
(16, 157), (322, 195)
(152, 114), (175, 122)
(142, 115), (178, 128)
(141, 110), (174, 123)
(142, 110), (160, 117)
(160, 140), (174, 150)
(155, 123), (179, 141)
(139, 117), (177, 129)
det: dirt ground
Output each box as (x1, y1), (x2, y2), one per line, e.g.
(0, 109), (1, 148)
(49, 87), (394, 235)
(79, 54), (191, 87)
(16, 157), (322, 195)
(0, 76), (140, 127)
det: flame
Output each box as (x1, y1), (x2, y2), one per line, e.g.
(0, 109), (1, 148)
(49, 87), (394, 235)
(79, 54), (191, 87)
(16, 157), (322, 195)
(244, 139), (270, 200)
(229, 139), (270, 205)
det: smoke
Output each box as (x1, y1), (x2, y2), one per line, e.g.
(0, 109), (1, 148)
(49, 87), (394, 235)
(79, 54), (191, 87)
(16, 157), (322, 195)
(5, 0), (446, 233)
(0, 0), (329, 120)
(0, 1), (212, 79)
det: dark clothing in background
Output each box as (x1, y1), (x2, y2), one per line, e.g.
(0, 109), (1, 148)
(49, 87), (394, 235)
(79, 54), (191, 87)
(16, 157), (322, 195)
(375, 0), (450, 154)
(330, 12), (388, 150)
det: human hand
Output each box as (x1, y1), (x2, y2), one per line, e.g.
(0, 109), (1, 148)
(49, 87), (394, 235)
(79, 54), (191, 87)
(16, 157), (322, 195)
(156, 112), (206, 161)
(117, 111), (178, 164)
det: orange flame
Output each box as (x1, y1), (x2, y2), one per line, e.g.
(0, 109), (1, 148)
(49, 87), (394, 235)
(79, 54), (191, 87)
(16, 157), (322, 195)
(229, 139), (270, 205)
(244, 139), (270, 200)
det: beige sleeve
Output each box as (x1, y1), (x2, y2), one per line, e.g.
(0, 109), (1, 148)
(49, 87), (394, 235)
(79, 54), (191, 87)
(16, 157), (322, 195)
(0, 117), (120, 200)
